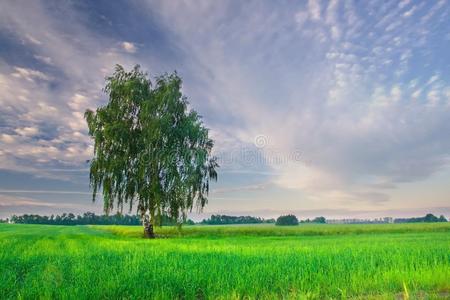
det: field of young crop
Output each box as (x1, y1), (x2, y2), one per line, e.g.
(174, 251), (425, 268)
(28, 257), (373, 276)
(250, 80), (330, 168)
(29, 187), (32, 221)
(1, 223), (449, 299)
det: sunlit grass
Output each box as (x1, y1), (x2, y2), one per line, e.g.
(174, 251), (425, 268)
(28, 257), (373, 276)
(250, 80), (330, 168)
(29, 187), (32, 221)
(92, 222), (450, 238)
(0, 223), (449, 299)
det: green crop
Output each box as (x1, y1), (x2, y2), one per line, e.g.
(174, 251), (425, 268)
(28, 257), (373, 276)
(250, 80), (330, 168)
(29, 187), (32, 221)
(0, 223), (449, 299)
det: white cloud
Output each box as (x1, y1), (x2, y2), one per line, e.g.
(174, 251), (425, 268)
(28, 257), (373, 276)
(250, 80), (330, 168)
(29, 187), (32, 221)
(445, 88), (450, 104)
(403, 6), (417, 18)
(143, 2), (449, 200)
(68, 93), (89, 111)
(14, 127), (39, 137)
(398, 0), (410, 9)
(390, 85), (402, 102)
(331, 26), (341, 40)
(411, 89), (421, 99)
(427, 75), (439, 85)
(0, 134), (15, 143)
(1, 0), (450, 211)
(24, 34), (42, 45)
(400, 50), (412, 62)
(121, 41), (137, 53)
(308, 0), (321, 21)
(0, 194), (102, 218)
(33, 55), (53, 65)
(295, 11), (308, 27)
(21, 102), (58, 122)
(325, 0), (338, 25)
(11, 67), (50, 82)
(67, 111), (87, 131)
(0, 0), (136, 176)
(427, 89), (440, 106)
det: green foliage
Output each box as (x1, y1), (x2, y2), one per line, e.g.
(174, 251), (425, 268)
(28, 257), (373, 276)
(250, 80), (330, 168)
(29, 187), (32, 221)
(200, 214), (275, 225)
(300, 216), (327, 223)
(311, 216), (326, 223)
(394, 213), (448, 223)
(275, 214), (299, 226)
(85, 65), (218, 225)
(10, 212), (140, 225)
(1, 223), (449, 299)
(8, 212), (195, 226)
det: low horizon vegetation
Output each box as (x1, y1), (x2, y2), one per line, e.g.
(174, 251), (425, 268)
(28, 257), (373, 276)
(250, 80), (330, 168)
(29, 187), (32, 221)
(2, 212), (447, 226)
(276, 214), (300, 226)
(94, 221), (450, 238)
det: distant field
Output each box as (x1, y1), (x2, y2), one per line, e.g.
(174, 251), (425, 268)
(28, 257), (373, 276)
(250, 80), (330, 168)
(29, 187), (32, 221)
(1, 223), (449, 299)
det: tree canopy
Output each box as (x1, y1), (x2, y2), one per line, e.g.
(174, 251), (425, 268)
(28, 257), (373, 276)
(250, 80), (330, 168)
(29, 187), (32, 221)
(85, 65), (218, 235)
(275, 214), (299, 226)
(8, 212), (195, 226)
(394, 213), (447, 223)
(200, 215), (275, 225)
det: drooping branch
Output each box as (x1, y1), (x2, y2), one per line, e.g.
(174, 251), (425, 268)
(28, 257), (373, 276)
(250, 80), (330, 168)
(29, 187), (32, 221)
(85, 64), (218, 229)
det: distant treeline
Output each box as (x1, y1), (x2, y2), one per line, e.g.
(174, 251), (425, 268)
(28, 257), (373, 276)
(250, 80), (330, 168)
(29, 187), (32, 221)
(275, 215), (327, 226)
(1, 213), (447, 226)
(200, 215), (327, 225)
(300, 216), (326, 224)
(200, 215), (275, 225)
(5, 212), (195, 226)
(394, 213), (447, 223)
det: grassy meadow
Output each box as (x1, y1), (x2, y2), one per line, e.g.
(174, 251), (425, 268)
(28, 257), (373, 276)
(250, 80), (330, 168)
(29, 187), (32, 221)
(0, 223), (449, 299)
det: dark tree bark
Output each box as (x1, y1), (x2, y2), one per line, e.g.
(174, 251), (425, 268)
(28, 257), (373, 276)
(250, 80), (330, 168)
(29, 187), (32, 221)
(143, 215), (155, 238)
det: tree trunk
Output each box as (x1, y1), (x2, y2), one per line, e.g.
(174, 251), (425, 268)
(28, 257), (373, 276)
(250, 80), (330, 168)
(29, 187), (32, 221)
(144, 223), (154, 238)
(143, 215), (155, 238)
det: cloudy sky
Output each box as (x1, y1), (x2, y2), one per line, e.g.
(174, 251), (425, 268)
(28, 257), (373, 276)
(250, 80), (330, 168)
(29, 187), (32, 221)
(1, 0), (449, 220)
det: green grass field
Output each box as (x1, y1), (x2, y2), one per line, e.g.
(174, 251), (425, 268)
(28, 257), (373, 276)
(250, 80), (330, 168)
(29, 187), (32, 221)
(1, 223), (449, 299)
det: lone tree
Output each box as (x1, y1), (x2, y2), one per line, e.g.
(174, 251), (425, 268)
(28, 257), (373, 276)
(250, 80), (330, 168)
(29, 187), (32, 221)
(85, 65), (218, 237)
(275, 214), (299, 226)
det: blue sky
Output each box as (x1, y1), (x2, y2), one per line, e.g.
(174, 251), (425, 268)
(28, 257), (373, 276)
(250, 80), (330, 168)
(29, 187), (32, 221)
(0, 0), (449, 220)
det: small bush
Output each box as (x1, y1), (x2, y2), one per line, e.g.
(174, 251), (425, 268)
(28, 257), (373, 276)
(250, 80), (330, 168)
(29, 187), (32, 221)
(312, 216), (326, 224)
(276, 214), (299, 226)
